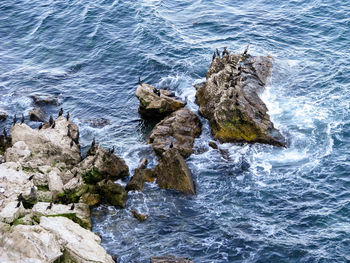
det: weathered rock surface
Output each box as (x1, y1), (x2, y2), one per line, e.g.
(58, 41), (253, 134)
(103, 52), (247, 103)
(6, 116), (81, 168)
(149, 108), (202, 158)
(125, 167), (154, 192)
(97, 180), (128, 208)
(150, 255), (194, 263)
(195, 51), (285, 146)
(136, 83), (185, 118)
(80, 145), (129, 183)
(31, 93), (60, 106)
(29, 107), (46, 122)
(131, 209), (148, 222)
(154, 149), (196, 195)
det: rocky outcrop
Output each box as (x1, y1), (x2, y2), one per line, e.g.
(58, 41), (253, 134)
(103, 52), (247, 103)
(149, 108), (202, 158)
(131, 209), (148, 222)
(0, 109), (7, 121)
(97, 180), (128, 208)
(79, 145), (129, 183)
(195, 51), (285, 146)
(136, 83), (185, 118)
(29, 107), (46, 122)
(150, 255), (194, 263)
(126, 158), (155, 192)
(30, 93), (60, 106)
(6, 116), (81, 168)
(154, 149), (196, 195)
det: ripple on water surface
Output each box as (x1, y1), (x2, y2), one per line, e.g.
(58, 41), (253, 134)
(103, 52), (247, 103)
(1, 0), (350, 262)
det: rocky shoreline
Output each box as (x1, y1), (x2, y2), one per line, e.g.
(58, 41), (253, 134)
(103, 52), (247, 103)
(0, 48), (284, 263)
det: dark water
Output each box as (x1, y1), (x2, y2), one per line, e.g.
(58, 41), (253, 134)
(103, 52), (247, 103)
(1, 0), (350, 262)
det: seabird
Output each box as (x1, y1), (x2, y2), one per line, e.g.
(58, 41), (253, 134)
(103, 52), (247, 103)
(153, 87), (160, 96)
(13, 115), (17, 126)
(216, 48), (220, 57)
(70, 203), (75, 210)
(236, 93), (239, 98)
(16, 201), (21, 208)
(109, 146), (115, 154)
(70, 140), (74, 148)
(74, 171), (78, 177)
(138, 77), (142, 86)
(46, 202), (53, 210)
(235, 102), (240, 106)
(223, 47), (229, 56)
(67, 128), (71, 138)
(243, 45), (249, 55)
(66, 112), (70, 121)
(91, 137), (95, 148)
(21, 114), (24, 124)
(51, 121), (55, 129)
(3, 128), (7, 137)
(229, 94), (233, 99)
(49, 115), (53, 125)
(17, 193), (23, 201)
(58, 108), (63, 117)
(28, 174), (34, 181)
(38, 123), (43, 130)
(212, 52), (216, 60)
(169, 142), (173, 149)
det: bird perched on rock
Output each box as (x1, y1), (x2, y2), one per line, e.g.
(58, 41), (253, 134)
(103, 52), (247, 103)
(3, 128), (7, 137)
(223, 47), (229, 56)
(16, 201), (21, 208)
(17, 193), (23, 201)
(74, 171), (78, 177)
(216, 48), (220, 57)
(70, 140), (74, 148)
(28, 174), (34, 181)
(67, 128), (71, 138)
(109, 146), (115, 154)
(91, 137), (95, 148)
(169, 142), (173, 149)
(138, 77), (143, 86)
(58, 108), (63, 117)
(49, 115), (53, 125)
(13, 115), (17, 126)
(51, 121), (55, 129)
(243, 45), (249, 56)
(153, 87), (160, 96)
(21, 114), (24, 124)
(46, 202), (53, 210)
(66, 112), (70, 121)
(212, 52), (216, 60)
(38, 123), (43, 130)
(70, 203), (75, 210)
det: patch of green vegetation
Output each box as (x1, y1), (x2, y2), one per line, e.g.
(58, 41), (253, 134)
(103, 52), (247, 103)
(32, 214), (41, 224)
(23, 199), (38, 209)
(82, 167), (102, 184)
(12, 215), (25, 226)
(37, 185), (50, 191)
(57, 185), (89, 204)
(22, 167), (40, 173)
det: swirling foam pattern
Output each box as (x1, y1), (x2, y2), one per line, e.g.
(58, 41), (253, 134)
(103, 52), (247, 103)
(1, 0), (350, 262)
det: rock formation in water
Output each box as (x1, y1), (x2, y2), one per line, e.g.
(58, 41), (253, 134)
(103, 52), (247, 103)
(135, 82), (186, 118)
(150, 255), (194, 263)
(195, 50), (286, 146)
(0, 114), (132, 262)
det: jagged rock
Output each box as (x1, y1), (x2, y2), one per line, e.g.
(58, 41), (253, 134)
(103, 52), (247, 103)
(80, 145), (129, 183)
(0, 201), (26, 224)
(48, 170), (64, 194)
(87, 118), (111, 128)
(208, 141), (218, 149)
(0, 223), (62, 263)
(30, 94), (60, 106)
(125, 168), (155, 192)
(131, 209), (148, 222)
(80, 192), (100, 206)
(97, 180), (127, 208)
(32, 202), (91, 229)
(28, 107), (46, 122)
(136, 83), (185, 118)
(6, 116), (81, 168)
(40, 216), (114, 263)
(150, 255), (194, 263)
(195, 51), (286, 146)
(149, 108), (202, 158)
(154, 149), (196, 195)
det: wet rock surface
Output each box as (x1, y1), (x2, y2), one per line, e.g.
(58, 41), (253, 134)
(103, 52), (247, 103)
(136, 82), (186, 119)
(28, 107), (46, 122)
(149, 108), (202, 158)
(195, 51), (286, 146)
(30, 93), (60, 106)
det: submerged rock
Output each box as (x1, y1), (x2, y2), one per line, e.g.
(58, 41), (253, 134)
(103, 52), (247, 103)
(0, 110), (7, 121)
(30, 94), (60, 106)
(87, 117), (111, 128)
(28, 107), (46, 122)
(154, 148), (196, 195)
(131, 209), (148, 222)
(150, 255), (194, 263)
(136, 82), (185, 119)
(149, 108), (202, 158)
(195, 51), (286, 146)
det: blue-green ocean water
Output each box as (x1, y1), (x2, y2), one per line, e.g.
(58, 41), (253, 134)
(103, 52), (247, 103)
(1, 0), (350, 262)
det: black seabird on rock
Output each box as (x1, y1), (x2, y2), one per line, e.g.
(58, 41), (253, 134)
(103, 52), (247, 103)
(17, 193), (23, 201)
(28, 174), (34, 181)
(13, 114), (17, 126)
(3, 128), (7, 137)
(51, 121), (55, 129)
(243, 44), (249, 55)
(70, 140), (74, 148)
(16, 201), (21, 208)
(58, 108), (63, 117)
(153, 87), (160, 96)
(109, 146), (115, 154)
(67, 128), (71, 138)
(66, 112), (70, 121)
(21, 114), (24, 124)
(223, 47), (229, 56)
(212, 52), (216, 60)
(216, 48), (220, 57)
(46, 202), (53, 210)
(74, 171), (78, 177)
(70, 203), (75, 210)
(169, 142), (173, 149)
(38, 123), (43, 130)
(49, 115), (53, 125)
(91, 137), (95, 148)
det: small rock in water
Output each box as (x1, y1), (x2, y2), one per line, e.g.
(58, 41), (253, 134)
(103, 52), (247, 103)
(87, 118), (111, 128)
(0, 109), (7, 121)
(28, 107), (46, 122)
(131, 209), (148, 222)
(30, 94), (60, 106)
(208, 141), (218, 149)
